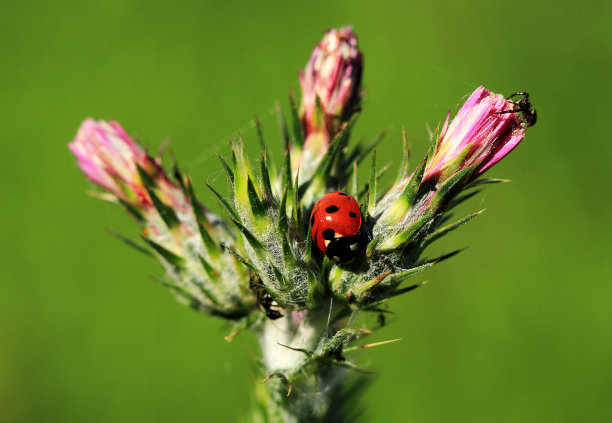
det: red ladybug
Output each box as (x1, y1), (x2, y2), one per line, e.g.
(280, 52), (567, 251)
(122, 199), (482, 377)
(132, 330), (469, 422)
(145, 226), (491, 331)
(310, 191), (363, 262)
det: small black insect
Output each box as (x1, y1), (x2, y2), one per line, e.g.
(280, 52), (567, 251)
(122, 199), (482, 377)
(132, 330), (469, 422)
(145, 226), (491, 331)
(259, 291), (283, 320)
(494, 92), (537, 127)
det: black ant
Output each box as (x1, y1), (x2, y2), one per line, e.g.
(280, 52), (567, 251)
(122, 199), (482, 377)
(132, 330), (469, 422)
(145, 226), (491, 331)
(494, 92), (537, 127)
(258, 291), (283, 320)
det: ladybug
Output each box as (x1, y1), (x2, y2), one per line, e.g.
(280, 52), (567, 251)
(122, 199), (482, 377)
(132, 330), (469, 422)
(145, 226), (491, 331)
(310, 191), (363, 263)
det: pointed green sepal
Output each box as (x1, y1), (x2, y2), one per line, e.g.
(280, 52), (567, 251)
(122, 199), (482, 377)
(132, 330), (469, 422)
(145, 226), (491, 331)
(229, 218), (266, 252)
(247, 176), (266, 218)
(198, 255), (221, 283)
(430, 165), (476, 210)
(117, 198), (145, 222)
(137, 165), (180, 228)
(142, 237), (185, 269)
(377, 158), (426, 226)
(289, 90), (304, 147)
(108, 230), (153, 257)
(277, 184), (290, 234)
(222, 243), (259, 275)
(422, 210), (484, 249)
(275, 103), (291, 150)
(205, 183), (240, 221)
(367, 147), (377, 216)
(260, 152), (274, 201)
(304, 221), (314, 262)
(395, 127), (411, 183)
(186, 179), (221, 259)
(216, 153), (234, 184)
(386, 262), (435, 285)
(377, 214), (431, 252)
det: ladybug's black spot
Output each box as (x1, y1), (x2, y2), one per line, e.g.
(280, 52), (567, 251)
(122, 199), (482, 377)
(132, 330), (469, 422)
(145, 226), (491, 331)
(338, 192), (349, 196)
(322, 229), (335, 240)
(349, 212), (357, 218)
(325, 205), (339, 213)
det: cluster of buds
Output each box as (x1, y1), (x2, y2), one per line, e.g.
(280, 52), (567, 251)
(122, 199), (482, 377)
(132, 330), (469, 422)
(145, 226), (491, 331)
(70, 27), (535, 422)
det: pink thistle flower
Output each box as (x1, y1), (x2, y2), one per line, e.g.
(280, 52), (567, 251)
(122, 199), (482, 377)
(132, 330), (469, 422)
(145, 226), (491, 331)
(423, 86), (528, 184)
(299, 26), (363, 148)
(69, 119), (175, 209)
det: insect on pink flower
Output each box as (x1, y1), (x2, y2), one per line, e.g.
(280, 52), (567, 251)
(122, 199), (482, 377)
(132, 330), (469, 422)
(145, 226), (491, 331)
(423, 86), (531, 185)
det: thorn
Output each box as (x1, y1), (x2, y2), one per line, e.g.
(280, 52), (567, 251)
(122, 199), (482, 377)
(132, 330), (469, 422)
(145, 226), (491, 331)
(358, 328), (374, 334)
(224, 329), (242, 341)
(358, 338), (402, 349)
(156, 137), (172, 161)
(287, 383), (293, 397)
(260, 374), (275, 384)
(277, 343), (311, 356)
(238, 338), (258, 361)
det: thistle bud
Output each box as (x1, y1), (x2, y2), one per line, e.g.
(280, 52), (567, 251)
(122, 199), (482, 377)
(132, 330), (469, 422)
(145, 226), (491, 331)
(70, 119), (255, 318)
(299, 26), (363, 152)
(423, 86), (527, 185)
(69, 119), (173, 209)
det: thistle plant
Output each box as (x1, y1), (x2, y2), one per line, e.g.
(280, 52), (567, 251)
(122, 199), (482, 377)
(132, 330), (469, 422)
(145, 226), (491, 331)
(70, 26), (535, 422)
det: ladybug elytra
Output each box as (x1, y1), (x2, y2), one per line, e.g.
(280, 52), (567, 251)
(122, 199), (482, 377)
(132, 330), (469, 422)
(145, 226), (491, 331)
(310, 191), (363, 263)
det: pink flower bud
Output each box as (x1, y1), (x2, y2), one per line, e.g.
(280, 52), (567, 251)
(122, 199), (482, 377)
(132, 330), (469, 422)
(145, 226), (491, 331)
(424, 86), (529, 184)
(299, 26), (363, 145)
(69, 119), (173, 208)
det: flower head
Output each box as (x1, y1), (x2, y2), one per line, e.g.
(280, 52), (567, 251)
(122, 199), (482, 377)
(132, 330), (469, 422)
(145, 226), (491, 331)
(69, 119), (174, 208)
(299, 26), (363, 144)
(424, 86), (527, 184)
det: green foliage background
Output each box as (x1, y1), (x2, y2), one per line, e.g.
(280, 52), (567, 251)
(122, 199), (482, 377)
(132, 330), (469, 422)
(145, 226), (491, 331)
(1, 1), (610, 421)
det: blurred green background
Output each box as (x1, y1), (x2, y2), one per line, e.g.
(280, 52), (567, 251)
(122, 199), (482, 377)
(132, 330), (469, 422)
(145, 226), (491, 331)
(2, 0), (611, 421)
